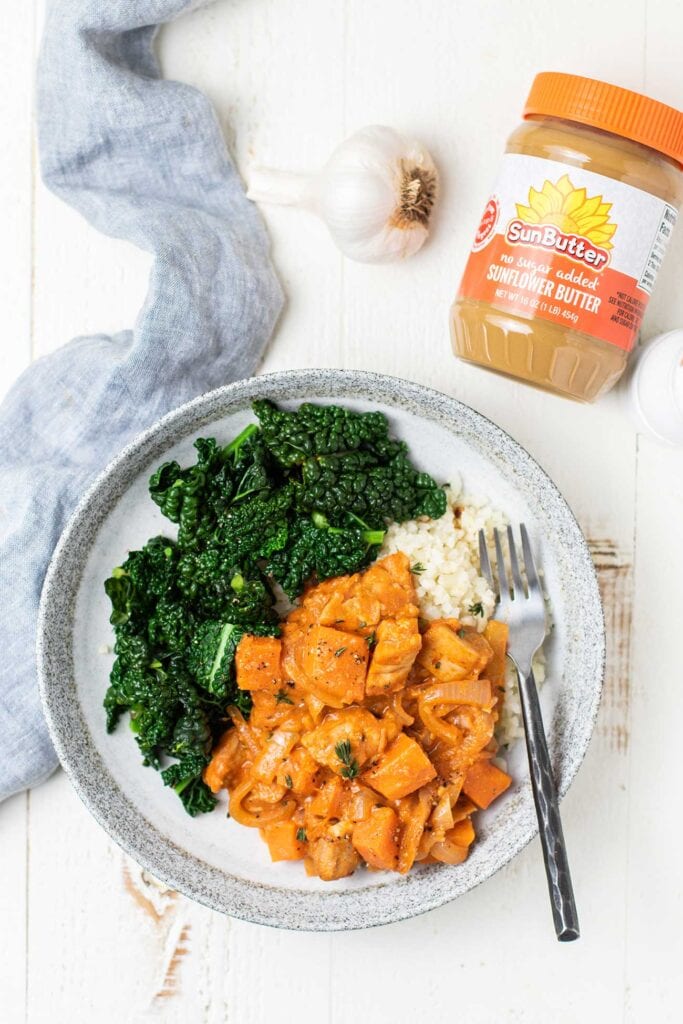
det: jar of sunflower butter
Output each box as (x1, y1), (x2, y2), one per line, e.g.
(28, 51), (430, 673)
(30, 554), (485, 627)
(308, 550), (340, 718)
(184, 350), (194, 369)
(451, 72), (683, 401)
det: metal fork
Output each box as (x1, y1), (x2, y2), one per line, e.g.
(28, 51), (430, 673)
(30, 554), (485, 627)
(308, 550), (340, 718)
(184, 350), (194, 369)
(479, 524), (580, 942)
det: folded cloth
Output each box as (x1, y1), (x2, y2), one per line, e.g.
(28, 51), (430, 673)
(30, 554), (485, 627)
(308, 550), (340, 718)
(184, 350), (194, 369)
(0, 0), (283, 802)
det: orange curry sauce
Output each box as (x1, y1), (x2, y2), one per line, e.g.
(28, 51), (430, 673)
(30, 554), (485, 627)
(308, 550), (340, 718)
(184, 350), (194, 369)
(204, 553), (511, 880)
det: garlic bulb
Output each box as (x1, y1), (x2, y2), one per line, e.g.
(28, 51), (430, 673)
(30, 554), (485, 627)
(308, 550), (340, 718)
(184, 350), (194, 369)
(247, 126), (439, 263)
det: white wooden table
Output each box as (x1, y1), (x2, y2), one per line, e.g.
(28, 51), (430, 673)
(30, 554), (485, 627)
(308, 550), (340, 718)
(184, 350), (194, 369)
(2, 2), (682, 1021)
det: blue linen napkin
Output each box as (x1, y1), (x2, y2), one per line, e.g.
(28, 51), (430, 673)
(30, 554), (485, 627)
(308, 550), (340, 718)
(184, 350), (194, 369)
(0, 0), (283, 802)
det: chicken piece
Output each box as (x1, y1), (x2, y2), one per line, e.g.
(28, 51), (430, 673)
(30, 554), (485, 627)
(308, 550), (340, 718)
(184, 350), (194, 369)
(300, 574), (354, 618)
(365, 614), (422, 696)
(248, 780), (288, 804)
(319, 581), (382, 634)
(301, 707), (383, 775)
(362, 733), (437, 800)
(425, 737), (465, 784)
(235, 635), (283, 692)
(352, 806), (400, 871)
(248, 688), (308, 732)
(308, 833), (361, 880)
(358, 552), (418, 619)
(280, 620), (310, 690)
(417, 622), (493, 681)
(203, 728), (243, 794)
(302, 625), (368, 705)
(395, 784), (436, 873)
(276, 745), (321, 797)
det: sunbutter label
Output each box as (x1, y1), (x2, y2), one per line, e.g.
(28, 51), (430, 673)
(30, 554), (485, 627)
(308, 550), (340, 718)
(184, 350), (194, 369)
(459, 153), (677, 352)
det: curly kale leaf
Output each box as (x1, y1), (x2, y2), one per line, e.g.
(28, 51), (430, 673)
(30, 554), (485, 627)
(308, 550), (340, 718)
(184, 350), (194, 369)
(266, 514), (383, 600)
(170, 699), (213, 760)
(253, 399), (391, 467)
(146, 598), (194, 655)
(149, 429), (275, 548)
(162, 745), (216, 817)
(187, 621), (244, 699)
(104, 572), (135, 626)
(299, 450), (447, 526)
(119, 536), (178, 602)
(214, 484), (294, 564)
(148, 460), (185, 522)
(177, 548), (278, 622)
(187, 619), (279, 699)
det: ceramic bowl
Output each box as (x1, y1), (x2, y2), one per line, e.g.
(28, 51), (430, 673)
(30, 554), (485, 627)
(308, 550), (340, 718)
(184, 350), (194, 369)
(38, 369), (604, 930)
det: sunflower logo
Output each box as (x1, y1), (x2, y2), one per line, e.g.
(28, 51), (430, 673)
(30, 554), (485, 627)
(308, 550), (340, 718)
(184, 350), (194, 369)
(515, 174), (617, 250)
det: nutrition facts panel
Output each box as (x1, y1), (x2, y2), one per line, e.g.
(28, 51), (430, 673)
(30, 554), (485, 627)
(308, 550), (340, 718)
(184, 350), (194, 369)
(639, 204), (678, 293)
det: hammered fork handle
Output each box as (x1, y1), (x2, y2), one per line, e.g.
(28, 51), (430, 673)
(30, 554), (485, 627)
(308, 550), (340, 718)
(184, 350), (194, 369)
(517, 667), (580, 942)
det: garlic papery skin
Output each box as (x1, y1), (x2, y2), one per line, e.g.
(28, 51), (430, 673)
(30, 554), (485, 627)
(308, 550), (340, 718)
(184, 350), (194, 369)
(246, 126), (439, 263)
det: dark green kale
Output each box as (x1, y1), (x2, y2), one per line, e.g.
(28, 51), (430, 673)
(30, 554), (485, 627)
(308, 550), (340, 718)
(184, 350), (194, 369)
(104, 400), (446, 817)
(149, 427), (276, 549)
(161, 757), (217, 816)
(103, 535), (271, 814)
(187, 620), (278, 699)
(299, 450), (446, 526)
(253, 399), (390, 467)
(265, 513), (384, 600)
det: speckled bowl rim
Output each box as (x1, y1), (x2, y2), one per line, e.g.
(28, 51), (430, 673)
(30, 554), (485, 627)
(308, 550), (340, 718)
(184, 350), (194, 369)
(38, 369), (605, 931)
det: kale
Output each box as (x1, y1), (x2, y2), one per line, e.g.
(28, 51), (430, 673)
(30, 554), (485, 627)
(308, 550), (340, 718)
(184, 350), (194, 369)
(299, 450), (446, 526)
(104, 400), (446, 817)
(187, 619), (280, 699)
(254, 399), (446, 525)
(253, 399), (389, 467)
(266, 513), (384, 600)
(161, 758), (217, 816)
(103, 534), (251, 807)
(176, 547), (279, 621)
(104, 571), (135, 627)
(149, 428), (276, 549)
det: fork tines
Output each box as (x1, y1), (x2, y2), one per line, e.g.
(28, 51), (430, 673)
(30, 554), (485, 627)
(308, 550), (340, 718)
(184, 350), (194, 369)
(478, 523), (541, 604)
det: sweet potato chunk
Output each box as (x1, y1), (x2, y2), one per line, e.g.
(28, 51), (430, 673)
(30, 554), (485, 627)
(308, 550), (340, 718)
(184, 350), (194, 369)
(363, 733), (436, 800)
(302, 625), (368, 705)
(276, 745), (320, 796)
(235, 635), (283, 692)
(260, 820), (306, 862)
(463, 759), (511, 809)
(365, 614), (421, 696)
(352, 807), (400, 871)
(450, 817), (476, 847)
(417, 622), (492, 681)
(306, 774), (346, 822)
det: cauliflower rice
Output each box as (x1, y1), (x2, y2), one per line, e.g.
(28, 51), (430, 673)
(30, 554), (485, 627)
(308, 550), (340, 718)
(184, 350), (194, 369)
(381, 474), (545, 750)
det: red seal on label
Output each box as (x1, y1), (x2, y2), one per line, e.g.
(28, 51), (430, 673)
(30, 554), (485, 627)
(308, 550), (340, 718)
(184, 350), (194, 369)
(472, 196), (499, 251)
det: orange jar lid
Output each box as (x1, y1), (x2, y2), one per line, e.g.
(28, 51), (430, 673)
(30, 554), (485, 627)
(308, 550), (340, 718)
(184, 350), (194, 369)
(524, 71), (683, 167)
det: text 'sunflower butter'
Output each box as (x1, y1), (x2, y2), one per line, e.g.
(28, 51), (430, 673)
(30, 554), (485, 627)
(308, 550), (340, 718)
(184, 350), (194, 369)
(451, 72), (683, 401)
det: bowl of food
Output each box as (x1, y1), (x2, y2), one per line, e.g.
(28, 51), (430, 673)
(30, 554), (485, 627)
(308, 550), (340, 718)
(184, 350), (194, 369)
(37, 369), (604, 930)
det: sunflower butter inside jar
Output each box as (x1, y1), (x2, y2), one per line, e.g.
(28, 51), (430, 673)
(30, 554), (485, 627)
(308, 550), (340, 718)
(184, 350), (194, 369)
(451, 72), (683, 401)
